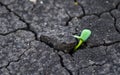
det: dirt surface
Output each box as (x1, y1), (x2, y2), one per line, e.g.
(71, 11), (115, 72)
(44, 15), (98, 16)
(0, 0), (120, 75)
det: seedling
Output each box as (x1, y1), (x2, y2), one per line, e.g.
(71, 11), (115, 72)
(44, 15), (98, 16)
(74, 0), (78, 5)
(74, 2), (79, 5)
(74, 29), (91, 51)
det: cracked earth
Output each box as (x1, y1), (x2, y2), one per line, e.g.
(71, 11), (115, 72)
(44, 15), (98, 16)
(0, 0), (120, 75)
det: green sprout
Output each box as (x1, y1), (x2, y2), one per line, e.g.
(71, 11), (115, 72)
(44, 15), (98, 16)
(74, 29), (91, 51)
(74, 0), (79, 5)
(74, 2), (79, 5)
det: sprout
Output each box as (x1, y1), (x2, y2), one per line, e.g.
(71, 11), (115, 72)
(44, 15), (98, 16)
(74, 29), (91, 51)
(74, 2), (79, 5)
(74, 0), (79, 5)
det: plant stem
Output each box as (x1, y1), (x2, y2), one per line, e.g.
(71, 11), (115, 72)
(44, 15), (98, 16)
(74, 39), (83, 52)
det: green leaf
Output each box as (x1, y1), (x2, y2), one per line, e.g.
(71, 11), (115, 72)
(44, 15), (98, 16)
(80, 29), (91, 42)
(73, 35), (81, 39)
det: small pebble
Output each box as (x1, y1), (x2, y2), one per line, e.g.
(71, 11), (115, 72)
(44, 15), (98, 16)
(30, 0), (37, 4)
(40, 1), (43, 4)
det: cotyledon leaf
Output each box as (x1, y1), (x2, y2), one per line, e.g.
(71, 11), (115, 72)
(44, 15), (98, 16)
(80, 29), (91, 42)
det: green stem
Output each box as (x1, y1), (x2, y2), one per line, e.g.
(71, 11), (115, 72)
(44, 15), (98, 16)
(74, 39), (83, 52)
